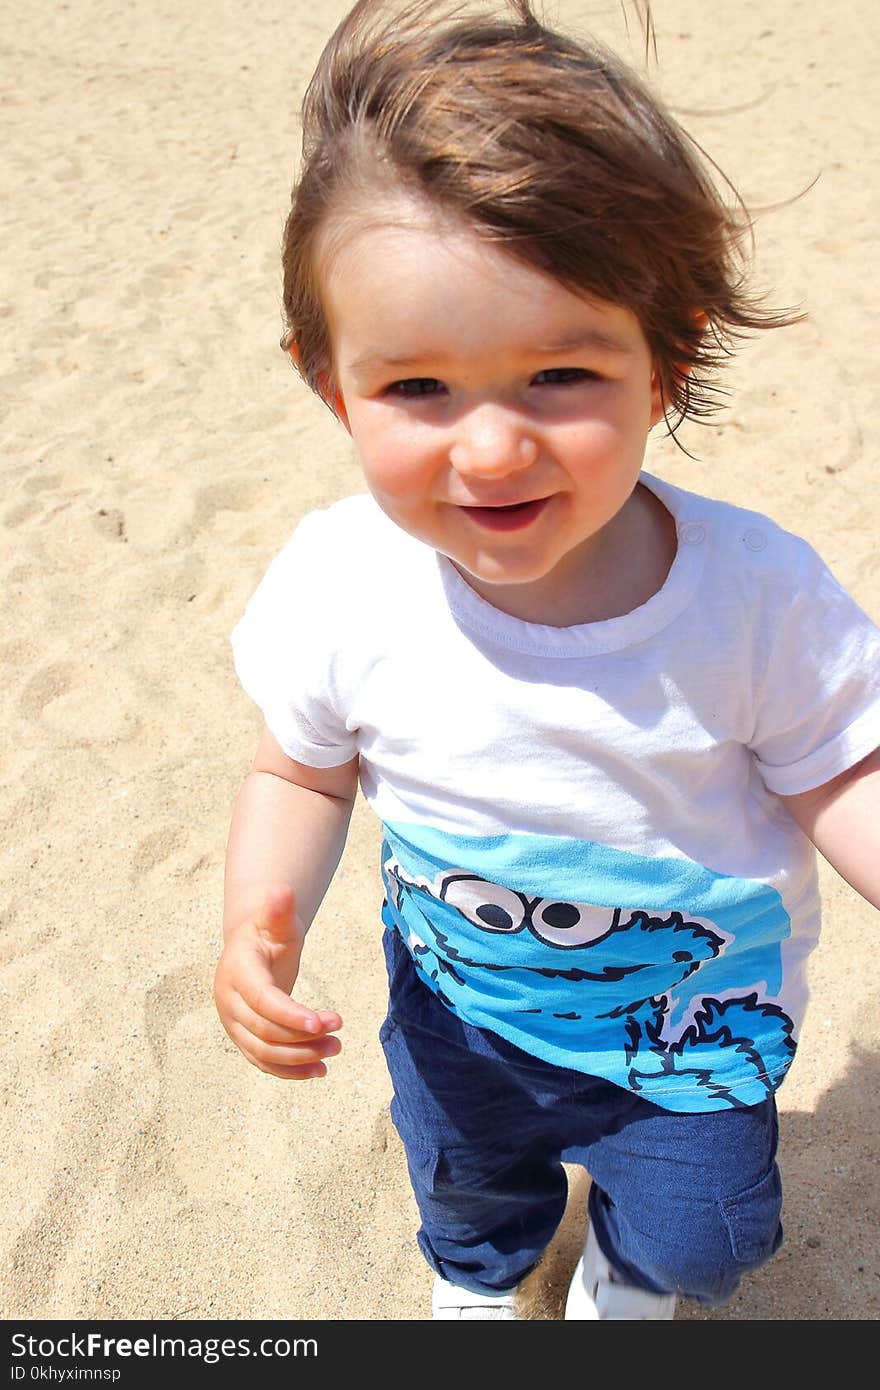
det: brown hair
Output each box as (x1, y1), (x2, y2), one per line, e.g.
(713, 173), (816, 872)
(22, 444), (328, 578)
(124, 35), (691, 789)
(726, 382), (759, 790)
(281, 0), (798, 432)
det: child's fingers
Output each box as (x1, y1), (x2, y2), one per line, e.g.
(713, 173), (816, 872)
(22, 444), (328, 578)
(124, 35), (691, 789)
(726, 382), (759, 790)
(234, 973), (327, 1035)
(257, 1061), (330, 1081)
(232, 993), (343, 1046)
(228, 1022), (342, 1077)
(314, 1008), (344, 1031)
(248, 1033), (343, 1071)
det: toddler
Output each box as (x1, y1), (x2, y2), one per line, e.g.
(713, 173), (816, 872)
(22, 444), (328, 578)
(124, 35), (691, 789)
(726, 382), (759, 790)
(214, 0), (880, 1319)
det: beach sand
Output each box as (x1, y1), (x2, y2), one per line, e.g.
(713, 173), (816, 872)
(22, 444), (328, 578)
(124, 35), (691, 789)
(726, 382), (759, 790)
(1, 0), (877, 1321)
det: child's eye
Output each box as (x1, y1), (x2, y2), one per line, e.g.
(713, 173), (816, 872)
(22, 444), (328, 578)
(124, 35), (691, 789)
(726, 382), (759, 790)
(533, 367), (597, 386)
(384, 377), (445, 398)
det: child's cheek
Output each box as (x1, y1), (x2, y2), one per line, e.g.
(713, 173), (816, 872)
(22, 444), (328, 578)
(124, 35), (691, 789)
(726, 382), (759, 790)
(356, 420), (438, 496)
(569, 414), (649, 474)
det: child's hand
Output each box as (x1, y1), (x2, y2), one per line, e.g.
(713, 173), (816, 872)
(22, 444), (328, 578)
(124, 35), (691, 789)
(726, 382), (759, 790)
(214, 885), (343, 1079)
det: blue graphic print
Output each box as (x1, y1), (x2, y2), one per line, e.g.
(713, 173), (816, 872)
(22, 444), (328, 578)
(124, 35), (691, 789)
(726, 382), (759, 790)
(381, 822), (797, 1112)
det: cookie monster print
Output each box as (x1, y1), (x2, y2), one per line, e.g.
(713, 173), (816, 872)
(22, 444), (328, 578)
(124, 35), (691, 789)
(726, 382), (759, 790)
(626, 993), (796, 1107)
(380, 822), (797, 1112)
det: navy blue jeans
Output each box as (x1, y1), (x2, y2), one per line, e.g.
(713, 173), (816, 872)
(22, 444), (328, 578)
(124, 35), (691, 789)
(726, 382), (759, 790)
(380, 928), (783, 1302)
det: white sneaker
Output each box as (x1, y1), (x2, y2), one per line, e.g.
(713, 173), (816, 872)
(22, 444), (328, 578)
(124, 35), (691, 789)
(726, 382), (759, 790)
(432, 1274), (519, 1319)
(565, 1226), (676, 1320)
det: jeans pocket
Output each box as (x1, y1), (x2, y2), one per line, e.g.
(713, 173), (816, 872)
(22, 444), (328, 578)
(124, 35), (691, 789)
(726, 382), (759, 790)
(719, 1162), (783, 1264)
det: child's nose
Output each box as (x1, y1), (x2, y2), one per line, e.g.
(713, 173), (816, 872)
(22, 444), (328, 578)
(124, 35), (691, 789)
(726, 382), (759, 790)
(449, 406), (539, 479)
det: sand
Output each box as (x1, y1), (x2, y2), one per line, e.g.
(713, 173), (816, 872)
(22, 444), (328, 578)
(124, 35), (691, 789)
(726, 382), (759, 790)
(1, 0), (877, 1322)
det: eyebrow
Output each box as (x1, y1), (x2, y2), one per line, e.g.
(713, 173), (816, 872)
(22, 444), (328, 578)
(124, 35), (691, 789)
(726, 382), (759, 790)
(533, 329), (631, 356)
(347, 351), (439, 374)
(348, 329), (630, 376)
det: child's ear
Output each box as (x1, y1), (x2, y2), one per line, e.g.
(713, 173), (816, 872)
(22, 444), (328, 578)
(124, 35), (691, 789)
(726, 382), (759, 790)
(318, 373), (351, 432)
(286, 342), (351, 432)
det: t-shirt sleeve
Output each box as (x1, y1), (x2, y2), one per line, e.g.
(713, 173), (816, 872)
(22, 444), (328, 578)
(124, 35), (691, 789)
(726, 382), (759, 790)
(751, 541), (880, 795)
(230, 511), (359, 767)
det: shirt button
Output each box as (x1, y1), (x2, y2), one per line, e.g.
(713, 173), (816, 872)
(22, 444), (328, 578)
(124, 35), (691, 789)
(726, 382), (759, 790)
(679, 523), (706, 546)
(743, 528), (768, 551)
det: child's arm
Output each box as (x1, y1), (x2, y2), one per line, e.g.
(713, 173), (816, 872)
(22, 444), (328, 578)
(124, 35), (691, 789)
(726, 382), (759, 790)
(214, 725), (359, 1080)
(779, 745), (880, 910)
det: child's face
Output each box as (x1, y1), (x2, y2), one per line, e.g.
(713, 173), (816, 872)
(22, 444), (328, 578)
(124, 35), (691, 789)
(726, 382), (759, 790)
(319, 201), (665, 620)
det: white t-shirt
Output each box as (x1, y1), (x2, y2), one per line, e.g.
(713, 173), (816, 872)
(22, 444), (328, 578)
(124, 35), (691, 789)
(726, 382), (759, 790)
(232, 473), (880, 1112)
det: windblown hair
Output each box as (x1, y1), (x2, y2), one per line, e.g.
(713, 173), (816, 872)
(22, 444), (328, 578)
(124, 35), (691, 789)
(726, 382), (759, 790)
(281, 0), (798, 431)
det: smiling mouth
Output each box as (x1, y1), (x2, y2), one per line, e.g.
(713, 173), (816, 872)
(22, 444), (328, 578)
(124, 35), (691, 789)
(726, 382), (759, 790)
(459, 498), (550, 532)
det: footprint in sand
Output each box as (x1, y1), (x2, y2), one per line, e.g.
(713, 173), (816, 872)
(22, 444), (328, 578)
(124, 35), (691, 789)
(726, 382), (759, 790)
(189, 479), (262, 534)
(2, 1070), (125, 1315)
(19, 661), (141, 744)
(129, 825), (188, 885)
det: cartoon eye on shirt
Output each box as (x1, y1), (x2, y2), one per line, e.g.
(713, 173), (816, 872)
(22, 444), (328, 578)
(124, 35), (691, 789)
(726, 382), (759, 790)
(389, 861), (615, 949)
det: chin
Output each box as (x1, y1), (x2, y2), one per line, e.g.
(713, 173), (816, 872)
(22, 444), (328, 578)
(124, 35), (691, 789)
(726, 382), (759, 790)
(459, 560), (555, 589)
